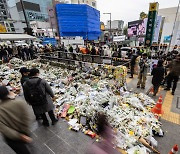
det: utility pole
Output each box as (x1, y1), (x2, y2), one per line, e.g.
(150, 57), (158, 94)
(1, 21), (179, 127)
(53, 0), (61, 44)
(20, 0), (33, 36)
(48, 8), (55, 38)
(103, 13), (112, 42)
(20, 0), (29, 29)
(168, 0), (180, 51)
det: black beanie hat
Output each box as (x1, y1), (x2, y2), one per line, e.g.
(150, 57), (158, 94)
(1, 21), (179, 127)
(0, 86), (9, 100)
(19, 67), (30, 74)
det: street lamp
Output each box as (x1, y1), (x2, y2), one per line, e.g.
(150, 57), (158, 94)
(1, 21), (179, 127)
(168, 0), (180, 51)
(103, 13), (112, 42)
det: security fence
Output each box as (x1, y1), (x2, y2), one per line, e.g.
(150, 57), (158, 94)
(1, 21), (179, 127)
(39, 51), (131, 68)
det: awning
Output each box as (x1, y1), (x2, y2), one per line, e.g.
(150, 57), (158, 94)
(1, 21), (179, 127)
(0, 33), (36, 41)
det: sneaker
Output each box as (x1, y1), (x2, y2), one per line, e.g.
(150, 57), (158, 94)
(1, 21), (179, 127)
(164, 88), (170, 91)
(42, 122), (50, 127)
(137, 86), (140, 88)
(52, 119), (59, 125)
(172, 91), (175, 95)
(129, 76), (133, 78)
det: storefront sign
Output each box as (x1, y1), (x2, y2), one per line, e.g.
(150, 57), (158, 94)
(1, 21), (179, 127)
(164, 36), (171, 43)
(152, 16), (162, 43)
(27, 11), (47, 21)
(113, 35), (126, 42)
(158, 17), (165, 43)
(145, 2), (159, 47)
(128, 20), (146, 37)
(100, 23), (105, 31)
(0, 24), (6, 33)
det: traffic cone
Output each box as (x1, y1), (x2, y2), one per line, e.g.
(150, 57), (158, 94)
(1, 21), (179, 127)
(169, 144), (178, 154)
(151, 95), (163, 115)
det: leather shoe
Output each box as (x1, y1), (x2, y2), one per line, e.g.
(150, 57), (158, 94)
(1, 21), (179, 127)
(42, 122), (50, 127)
(52, 119), (59, 125)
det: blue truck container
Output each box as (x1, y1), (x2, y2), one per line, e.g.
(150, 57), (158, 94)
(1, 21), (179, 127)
(42, 38), (57, 46)
(56, 4), (101, 40)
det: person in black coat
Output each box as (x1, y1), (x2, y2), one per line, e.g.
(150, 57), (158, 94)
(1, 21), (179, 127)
(23, 68), (58, 126)
(21, 47), (26, 61)
(1, 46), (9, 63)
(24, 47), (30, 60)
(69, 45), (73, 53)
(130, 50), (138, 78)
(19, 67), (30, 86)
(91, 46), (96, 55)
(151, 60), (165, 96)
(0, 46), (3, 60)
(29, 46), (34, 60)
(7, 46), (13, 58)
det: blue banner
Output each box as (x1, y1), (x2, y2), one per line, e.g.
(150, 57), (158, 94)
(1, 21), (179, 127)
(42, 38), (57, 46)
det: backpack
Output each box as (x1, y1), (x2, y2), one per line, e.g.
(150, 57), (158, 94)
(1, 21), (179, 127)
(26, 78), (47, 106)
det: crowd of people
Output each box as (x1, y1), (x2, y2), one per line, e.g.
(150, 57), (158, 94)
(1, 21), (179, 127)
(129, 46), (180, 96)
(0, 67), (59, 153)
(0, 46), (13, 63)
(0, 42), (179, 154)
(0, 45), (37, 63)
(0, 74), (115, 154)
(0, 44), (61, 63)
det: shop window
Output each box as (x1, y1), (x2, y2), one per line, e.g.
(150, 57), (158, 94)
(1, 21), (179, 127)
(10, 23), (14, 27)
(0, 4), (5, 9)
(1, 10), (6, 16)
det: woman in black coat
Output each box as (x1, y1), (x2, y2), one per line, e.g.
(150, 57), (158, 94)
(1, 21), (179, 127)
(151, 60), (165, 96)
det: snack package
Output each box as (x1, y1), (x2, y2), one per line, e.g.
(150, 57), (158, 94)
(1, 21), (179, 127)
(61, 104), (70, 118)
(84, 130), (96, 138)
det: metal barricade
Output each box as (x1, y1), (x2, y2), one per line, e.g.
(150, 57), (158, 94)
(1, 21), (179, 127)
(76, 53), (83, 61)
(83, 54), (92, 63)
(92, 55), (103, 64)
(66, 52), (74, 60)
(40, 51), (131, 69)
(102, 56), (112, 65)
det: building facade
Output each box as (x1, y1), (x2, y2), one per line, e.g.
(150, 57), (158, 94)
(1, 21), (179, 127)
(30, 21), (56, 38)
(158, 7), (180, 46)
(0, 0), (15, 32)
(7, 0), (53, 34)
(7, 0), (97, 37)
(47, 0), (97, 39)
(106, 20), (124, 36)
(0, 0), (9, 21)
(54, 0), (96, 8)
